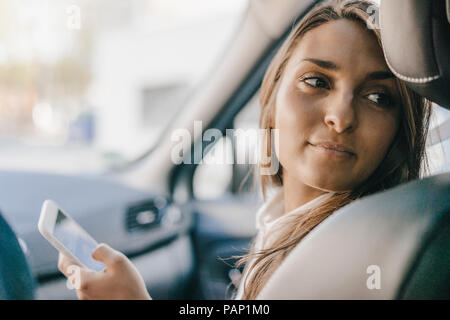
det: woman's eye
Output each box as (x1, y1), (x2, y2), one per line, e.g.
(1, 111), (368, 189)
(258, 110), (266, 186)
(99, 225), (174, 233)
(366, 92), (394, 107)
(302, 77), (329, 89)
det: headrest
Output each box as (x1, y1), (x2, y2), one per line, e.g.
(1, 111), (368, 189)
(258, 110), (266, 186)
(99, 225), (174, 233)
(380, 0), (450, 108)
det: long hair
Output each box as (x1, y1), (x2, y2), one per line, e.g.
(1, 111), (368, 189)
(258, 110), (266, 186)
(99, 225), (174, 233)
(234, 0), (432, 299)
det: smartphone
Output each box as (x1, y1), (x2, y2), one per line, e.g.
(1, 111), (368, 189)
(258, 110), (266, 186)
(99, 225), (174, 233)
(38, 200), (105, 272)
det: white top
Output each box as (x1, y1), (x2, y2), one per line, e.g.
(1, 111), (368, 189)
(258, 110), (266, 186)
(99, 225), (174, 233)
(234, 187), (335, 299)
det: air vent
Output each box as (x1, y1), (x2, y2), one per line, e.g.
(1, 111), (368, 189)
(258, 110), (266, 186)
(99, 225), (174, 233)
(125, 197), (168, 232)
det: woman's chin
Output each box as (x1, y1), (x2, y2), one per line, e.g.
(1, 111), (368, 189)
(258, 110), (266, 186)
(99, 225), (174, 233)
(302, 174), (355, 193)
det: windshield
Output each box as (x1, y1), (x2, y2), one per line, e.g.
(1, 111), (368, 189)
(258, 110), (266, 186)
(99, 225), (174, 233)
(0, 0), (248, 174)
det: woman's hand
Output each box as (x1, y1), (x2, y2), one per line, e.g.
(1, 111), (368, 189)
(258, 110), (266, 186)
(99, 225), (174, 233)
(58, 243), (152, 300)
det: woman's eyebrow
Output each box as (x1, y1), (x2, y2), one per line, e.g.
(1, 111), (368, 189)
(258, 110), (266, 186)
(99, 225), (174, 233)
(300, 58), (339, 70)
(364, 70), (395, 81)
(299, 59), (395, 81)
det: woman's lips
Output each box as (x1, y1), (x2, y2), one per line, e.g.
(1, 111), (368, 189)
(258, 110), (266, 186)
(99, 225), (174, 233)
(308, 141), (356, 158)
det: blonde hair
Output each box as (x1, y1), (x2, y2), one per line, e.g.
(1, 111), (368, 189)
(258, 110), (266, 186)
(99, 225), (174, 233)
(235, 0), (432, 299)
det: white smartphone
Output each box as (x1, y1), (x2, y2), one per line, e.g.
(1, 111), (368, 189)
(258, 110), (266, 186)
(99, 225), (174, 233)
(38, 199), (106, 272)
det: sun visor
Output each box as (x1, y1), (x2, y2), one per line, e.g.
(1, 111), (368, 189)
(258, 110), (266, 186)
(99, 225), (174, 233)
(380, 0), (450, 108)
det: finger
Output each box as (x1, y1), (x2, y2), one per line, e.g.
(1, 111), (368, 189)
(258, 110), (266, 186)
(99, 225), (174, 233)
(58, 253), (82, 278)
(92, 243), (125, 268)
(57, 255), (98, 293)
(70, 267), (98, 291)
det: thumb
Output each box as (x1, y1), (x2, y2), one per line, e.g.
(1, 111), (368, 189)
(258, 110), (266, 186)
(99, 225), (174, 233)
(92, 243), (124, 267)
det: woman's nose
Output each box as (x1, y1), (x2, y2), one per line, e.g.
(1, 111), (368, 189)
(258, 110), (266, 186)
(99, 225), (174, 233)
(324, 92), (357, 133)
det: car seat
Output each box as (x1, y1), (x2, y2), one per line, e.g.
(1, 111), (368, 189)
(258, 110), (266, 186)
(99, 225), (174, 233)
(0, 212), (35, 299)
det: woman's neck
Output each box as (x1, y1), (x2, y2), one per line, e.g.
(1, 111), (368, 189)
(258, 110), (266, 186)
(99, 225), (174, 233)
(282, 169), (328, 214)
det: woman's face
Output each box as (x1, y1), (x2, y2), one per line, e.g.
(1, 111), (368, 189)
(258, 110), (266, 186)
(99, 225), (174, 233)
(274, 19), (401, 192)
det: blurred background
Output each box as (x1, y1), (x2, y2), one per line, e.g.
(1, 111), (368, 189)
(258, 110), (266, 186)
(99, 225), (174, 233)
(0, 0), (249, 174)
(0, 0), (448, 181)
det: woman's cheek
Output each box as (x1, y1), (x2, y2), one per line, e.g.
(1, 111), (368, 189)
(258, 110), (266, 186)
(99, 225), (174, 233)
(275, 92), (317, 171)
(356, 114), (399, 180)
(275, 112), (299, 169)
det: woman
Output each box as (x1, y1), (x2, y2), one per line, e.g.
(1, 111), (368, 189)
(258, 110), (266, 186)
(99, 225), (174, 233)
(58, 0), (432, 300)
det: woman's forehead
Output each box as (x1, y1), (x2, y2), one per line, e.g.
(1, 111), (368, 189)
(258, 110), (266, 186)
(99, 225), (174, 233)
(289, 19), (388, 72)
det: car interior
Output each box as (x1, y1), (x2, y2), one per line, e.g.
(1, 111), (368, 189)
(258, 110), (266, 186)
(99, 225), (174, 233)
(0, 0), (449, 300)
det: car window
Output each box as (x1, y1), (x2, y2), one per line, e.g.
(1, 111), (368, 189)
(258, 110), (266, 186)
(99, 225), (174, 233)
(193, 92), (261, 200)
(0, 0), (248, 174)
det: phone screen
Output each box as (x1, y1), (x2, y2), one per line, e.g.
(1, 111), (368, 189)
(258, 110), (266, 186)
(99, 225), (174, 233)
(53, 209), (106, 272)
